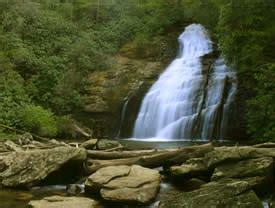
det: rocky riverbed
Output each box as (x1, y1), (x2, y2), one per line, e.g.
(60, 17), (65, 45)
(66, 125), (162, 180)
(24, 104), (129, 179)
(1, 134), (275, 208)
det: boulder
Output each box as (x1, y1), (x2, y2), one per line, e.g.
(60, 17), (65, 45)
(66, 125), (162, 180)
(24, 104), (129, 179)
(85, 165), (161, 204)
(211, 157), (274, 195)
(28, 195), (101, 208)
(80, 139), (98, 150)
(0, 147), (86, 187)
(182, 178), (207, 191)
(170, 158), (208, 178)
(96, 139), (122, 150)
(4, 140), (23, 152)
(205, 146), (275, 168)
(159, 180), (263, 208)
(211, 157), (273, 181)
(85, 165), (131, 193)
(18, 133), (33, 145)
(66, 184), (84, 195)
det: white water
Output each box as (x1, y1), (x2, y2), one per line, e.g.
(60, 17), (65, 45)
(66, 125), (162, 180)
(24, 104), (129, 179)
(133, 24), (236, 140)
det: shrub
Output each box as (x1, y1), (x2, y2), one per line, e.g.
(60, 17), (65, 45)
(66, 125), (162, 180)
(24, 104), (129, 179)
(19, 104), (57, 137)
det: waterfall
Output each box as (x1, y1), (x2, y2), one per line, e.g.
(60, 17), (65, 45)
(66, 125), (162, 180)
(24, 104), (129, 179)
(200, 58), (237, 139)
(133, 24), (236, 140)
(116, 97), (130, 138)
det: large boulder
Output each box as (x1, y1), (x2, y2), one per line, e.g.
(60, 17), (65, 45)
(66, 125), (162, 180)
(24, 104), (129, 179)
(85, 165), (161, 204)
(0, 147), (86, 187)
(159, 179), (263, 208)
(28, 196), (101, 208)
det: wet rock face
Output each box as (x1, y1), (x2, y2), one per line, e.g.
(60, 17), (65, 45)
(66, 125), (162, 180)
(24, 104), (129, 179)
(28, 196), (101, 208)
(0, 147), (87, 187)
(85, 165), (161, 204)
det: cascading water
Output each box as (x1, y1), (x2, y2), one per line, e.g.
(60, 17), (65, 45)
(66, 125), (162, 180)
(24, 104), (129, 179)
(200, 57), (237, 139)
(133, 24), (237, 140)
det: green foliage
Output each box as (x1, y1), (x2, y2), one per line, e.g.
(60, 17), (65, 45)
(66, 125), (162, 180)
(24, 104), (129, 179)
(215, 0), (275, 140)
(246, 64), (275, 141)
(182, 0), (220, 28)
(19, 104), (58, 137)
(0, 69), (29, 127)
(0, 0), (187, 138)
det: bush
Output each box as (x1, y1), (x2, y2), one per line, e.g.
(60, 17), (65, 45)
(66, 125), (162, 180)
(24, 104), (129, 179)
(0, 68), (29, 127)
(246, 64), (275, 141)
(19, 104), (57, 137)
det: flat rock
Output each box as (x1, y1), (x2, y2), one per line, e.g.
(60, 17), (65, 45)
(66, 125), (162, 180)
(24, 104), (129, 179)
(159, 179), (263, 208)
(0, 147), (86, 187)
(85, 165), (161, 204)
(28, 195), (101, 208)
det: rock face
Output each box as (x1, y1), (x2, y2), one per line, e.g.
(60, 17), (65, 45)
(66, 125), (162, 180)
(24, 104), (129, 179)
(28, 196), (100, 208)
(0, 147), (86, 187)
(85, 165), (161, 204)
(81, 55), (164, 138)
(159, 180), (263, 208)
